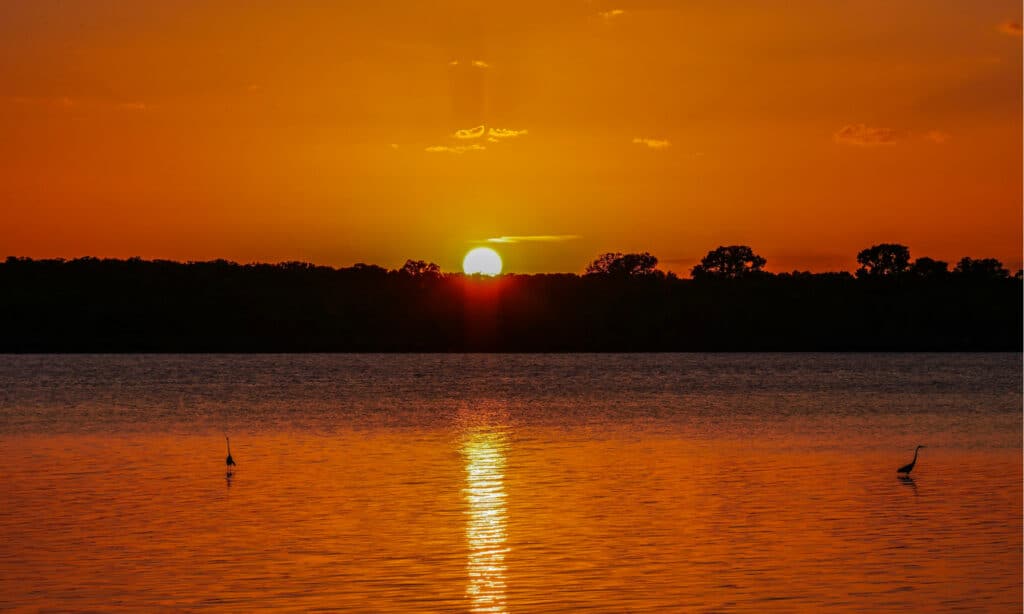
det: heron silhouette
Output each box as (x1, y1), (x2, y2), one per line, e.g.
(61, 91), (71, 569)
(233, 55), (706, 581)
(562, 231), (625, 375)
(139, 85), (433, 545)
(226, 436), (236, 471)
(897, 445), (925, 475)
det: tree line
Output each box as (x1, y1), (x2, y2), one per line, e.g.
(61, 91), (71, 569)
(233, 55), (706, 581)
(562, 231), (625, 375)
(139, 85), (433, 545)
(584, 243), (1019, 281)
(0, 243), (1019, 352)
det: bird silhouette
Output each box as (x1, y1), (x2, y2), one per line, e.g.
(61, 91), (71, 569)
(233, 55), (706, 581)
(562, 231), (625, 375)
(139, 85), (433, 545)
(226, 436), (237, 470)
(897, 445), (925, 475)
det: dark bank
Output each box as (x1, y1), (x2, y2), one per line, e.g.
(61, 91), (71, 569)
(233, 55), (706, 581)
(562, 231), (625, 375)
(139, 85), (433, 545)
(1, 247), (1020, 352)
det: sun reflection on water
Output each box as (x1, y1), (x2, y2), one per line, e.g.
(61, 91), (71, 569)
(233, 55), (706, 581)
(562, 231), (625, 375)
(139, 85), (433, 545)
(462, 430), (509, 613)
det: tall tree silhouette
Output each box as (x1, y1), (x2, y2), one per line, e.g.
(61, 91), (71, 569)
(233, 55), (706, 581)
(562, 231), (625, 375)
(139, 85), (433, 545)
(909, 257), (949, 279)
(953, 257), (1010, 280)
(856, 244), (911, 278)
(691, 245), (766, 279)
(399, 260), (442, 278)
(585, 252), (662, 277)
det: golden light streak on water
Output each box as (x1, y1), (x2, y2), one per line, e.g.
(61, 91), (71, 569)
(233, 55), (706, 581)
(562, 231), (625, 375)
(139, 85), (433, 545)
(462, 430), (509, 613)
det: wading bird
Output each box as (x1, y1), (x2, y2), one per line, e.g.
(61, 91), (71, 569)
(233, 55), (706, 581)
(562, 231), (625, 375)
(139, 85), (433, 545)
(226, 436), (236, 471)
(897, 445), (925, 475)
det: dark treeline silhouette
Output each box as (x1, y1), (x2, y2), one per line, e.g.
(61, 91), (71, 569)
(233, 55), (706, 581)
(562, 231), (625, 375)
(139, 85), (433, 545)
(1, 245), (1020, 352)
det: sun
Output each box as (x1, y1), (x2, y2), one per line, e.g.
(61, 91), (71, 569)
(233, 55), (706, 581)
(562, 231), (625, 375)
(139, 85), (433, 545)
(463, 247), (503, 276)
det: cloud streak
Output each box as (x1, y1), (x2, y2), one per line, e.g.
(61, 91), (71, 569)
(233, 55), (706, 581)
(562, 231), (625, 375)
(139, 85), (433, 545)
(488, 127), (528, 139)
(448, 59), (491, 68)
(599, 9), (625, 20)
(833, 124), (903, 146)
(452, 125), (528, 140)
(632, 137), (671, 149)
(427, 125), (528, 155)
(484, 235), (581, 244)
(425, 143), (486, 154)
(453, 125), (486, 139)
(428, 125), (528, 153)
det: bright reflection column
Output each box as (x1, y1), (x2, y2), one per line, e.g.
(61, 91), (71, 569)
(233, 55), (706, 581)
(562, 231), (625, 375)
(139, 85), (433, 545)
(462, 430), (509, 613)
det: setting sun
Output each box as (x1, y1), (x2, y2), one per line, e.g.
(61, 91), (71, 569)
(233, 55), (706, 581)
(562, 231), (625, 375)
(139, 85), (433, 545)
(463, 248), (503, 276)
(0, 2), (1020, 612)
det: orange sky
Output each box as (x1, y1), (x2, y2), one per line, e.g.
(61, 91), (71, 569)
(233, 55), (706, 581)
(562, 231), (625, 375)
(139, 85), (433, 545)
(1, 1), (1021, 274)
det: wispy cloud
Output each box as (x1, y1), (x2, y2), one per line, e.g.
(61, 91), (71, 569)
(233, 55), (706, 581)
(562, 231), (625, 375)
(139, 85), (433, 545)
(833, 124), (903, 146)
(448, 59), (491, 68)
(599, 9), (625, 20)
(488, 127), (528, 139)
(925, 130), (951, 144)
(452, 126), (527, 140)
(484, 235), (581, 244)
(997, 20), (1022, 36)
(428, 125), (527, 155)
(453, 125), (486, 139)
(425, 143), (486, 154)
(632, 137), (671, 149)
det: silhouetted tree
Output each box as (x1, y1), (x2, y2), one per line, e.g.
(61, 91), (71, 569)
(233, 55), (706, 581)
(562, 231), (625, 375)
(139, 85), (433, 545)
(691, 245), (767, 279)
(344, 263), (389, 278)
(953, 257), (1010, 280)
(856, 244), (911, 278)
(585, 252), (661, 277)
(909, 257), (949, 279)
(278, 261), (316, 271)
(398, 259), (441, 278)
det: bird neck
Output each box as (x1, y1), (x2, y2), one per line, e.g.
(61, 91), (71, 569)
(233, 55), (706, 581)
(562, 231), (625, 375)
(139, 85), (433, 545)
(227, 438), (231, 454)
(912, 447), (919, 461)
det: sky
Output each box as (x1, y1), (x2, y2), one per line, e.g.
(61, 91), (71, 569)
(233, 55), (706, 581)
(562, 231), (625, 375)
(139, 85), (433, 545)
(1, 0), (1021, 275)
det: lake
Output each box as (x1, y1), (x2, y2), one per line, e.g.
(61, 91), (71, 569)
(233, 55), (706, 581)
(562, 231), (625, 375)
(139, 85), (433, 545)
(0, 353), (1020, 611)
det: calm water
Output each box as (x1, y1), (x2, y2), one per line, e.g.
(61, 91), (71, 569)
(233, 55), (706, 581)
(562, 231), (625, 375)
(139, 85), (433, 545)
(0, 354), (1020, 611)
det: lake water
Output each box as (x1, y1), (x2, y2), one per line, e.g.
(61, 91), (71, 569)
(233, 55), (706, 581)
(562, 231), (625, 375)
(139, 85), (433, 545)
(0, 353), (1020, 611)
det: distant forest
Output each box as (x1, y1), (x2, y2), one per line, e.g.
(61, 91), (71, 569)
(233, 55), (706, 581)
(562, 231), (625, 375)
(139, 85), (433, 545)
(1, 244), (1020, 352)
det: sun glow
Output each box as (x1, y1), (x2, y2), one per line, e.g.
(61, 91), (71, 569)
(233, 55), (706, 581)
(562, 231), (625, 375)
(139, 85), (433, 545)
(463, 248), (503, 276)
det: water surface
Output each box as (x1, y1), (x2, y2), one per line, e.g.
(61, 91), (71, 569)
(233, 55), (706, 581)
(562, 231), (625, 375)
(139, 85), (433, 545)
(0, 354), (1020, 611)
